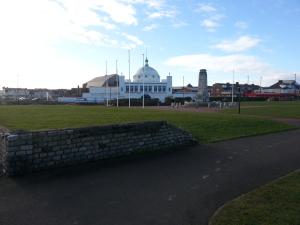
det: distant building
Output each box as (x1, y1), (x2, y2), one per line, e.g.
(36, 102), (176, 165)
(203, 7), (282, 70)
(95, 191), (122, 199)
(257, 80), (299, 94)
(59, 64), (212, 103)
(1, 87), (78, 101)
(172, 69), (210, 101)
(245, 80), (300, 99)
(172, 85), (199, 99)
(2, 88), (29, 100)
(211, 83), (260, 97)
(59, 58), (173, 103)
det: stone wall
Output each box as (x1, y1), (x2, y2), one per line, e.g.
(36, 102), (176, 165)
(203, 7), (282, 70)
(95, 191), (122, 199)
(0, 121), (196, 176)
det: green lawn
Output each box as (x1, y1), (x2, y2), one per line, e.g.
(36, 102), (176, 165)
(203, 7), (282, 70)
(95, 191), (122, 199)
(0, 105), (294, 143)
(210, 170), (300, 225)
(223, 101), (300, 119)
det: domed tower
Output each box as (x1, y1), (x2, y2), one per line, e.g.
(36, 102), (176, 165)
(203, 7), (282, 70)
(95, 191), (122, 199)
(133, 58), (160, 83)
(198, 69), (208, 101)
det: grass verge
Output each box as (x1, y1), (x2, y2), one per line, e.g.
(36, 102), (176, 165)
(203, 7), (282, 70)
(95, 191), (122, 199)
(223, 101), (300, 119)
(0, 105), (294, 143)
(210, 170), (300, 225)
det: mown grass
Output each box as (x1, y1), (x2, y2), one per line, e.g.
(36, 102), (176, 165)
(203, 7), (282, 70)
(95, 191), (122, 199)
(210, 170), (300, 225)
(0, 105), (294, 143)
(223, 101), (300, 119)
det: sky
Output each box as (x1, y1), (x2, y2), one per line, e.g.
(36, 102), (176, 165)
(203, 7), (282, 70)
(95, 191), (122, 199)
(0, 0), (299, 89)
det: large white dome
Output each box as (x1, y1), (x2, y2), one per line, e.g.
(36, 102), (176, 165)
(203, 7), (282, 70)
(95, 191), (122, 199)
(133, 58), (160, 83)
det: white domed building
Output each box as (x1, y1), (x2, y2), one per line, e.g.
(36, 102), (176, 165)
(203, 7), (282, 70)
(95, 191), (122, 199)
(59, 58), (172, 103)
(127, 58), (172, 102)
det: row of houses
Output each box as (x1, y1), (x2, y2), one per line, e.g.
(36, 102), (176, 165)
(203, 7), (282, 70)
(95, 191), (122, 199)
(0, 87), (84, 101)
(1, 80), (299, 102)
(169, 79), (299, 100)
(210, 80), (299, 99)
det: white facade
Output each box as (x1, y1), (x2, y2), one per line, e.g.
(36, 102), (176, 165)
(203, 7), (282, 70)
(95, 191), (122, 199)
(59, 58), (173, 103)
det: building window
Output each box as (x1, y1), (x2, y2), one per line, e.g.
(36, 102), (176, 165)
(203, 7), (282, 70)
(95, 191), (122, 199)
(130, 86), (133, 92)
(140, 86), (143, 92)
(134, 86), (138, 92)
(145, 86), (148, 92)
(154, 86), (157, 92)
(126, 86), (129, 93)
(121, 87), (123, 92)
(158, 86), (161, 92)
(169, 88), (171, 92)
(149, 86), (152, 92)
(162, 86), (166, 92)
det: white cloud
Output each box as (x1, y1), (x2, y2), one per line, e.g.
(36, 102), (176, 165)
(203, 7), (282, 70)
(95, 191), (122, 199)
(201, 15), (225, 32)
(121, 33), (144, 49)
(140, 0), (165, 9)
(195, 3), (224, 32)
(166, 54), (268, 73)
(148, 10), (177, 19)
(165, 53), (292, 85)
(0, 0), (146, 49)
(143, 24), (158, 31)
(123, 0), (165, 9)
(67, 26), (120, 47)
(172, 21), (188, 28)
(56, 0), (138, 26)
(0, 0), (149, 88)
(201, 19), (219, 31)
(96, 0), (138, 25)
(235, 21), (248, 29)
(195, 3), (217, 13)
(213, 36), (261, 52)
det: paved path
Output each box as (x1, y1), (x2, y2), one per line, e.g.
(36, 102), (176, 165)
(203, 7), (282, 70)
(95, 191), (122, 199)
(0, 129), (300, 225)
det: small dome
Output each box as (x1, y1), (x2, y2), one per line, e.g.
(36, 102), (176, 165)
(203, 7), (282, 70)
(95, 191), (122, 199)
(133, 58), (160, 83)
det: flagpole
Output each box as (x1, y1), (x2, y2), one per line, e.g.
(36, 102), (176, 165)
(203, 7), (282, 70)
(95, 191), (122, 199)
(260, 76), (263, 93)
(182, 75), (185, 99)
(116, 59), (119, 107)
(142, 53), (145, 108)
(231, 69), (235, 103)
(128, 50), (131, 108)
(106, 60), (108, 107)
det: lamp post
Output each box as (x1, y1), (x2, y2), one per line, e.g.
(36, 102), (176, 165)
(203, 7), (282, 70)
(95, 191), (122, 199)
(17, 73), (19, 104)
(183, 75), (184, 98)
(231, 70), (235, 103)
(183, 75), (185, 106)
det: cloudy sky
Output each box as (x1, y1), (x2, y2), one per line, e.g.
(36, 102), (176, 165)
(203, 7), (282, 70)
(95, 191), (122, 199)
(0, 0), (299, 88)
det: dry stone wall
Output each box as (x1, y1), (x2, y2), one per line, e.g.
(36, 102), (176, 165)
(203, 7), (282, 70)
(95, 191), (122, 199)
(0, 121), (196, 176)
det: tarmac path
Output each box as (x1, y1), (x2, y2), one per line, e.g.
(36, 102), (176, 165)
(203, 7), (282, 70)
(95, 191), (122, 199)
(0, 129), (299, 225)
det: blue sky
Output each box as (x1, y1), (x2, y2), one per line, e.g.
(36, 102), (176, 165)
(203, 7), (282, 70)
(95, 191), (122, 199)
(0, 0), (299, 88)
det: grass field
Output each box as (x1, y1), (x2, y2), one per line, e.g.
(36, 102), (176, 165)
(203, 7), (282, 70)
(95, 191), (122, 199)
(223, 101), (300, 119)
(0, 105), (294, 143)
(210, 170), (300, 225)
